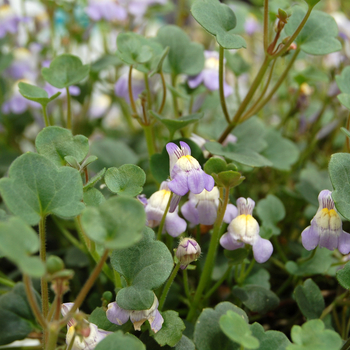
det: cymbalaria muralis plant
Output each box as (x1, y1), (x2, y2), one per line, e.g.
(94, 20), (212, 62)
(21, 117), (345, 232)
(2, 0), (350, 349)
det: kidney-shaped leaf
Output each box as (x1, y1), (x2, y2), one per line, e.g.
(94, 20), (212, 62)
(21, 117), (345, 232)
(81, 196), (145, 250)
(18, 82), (61, 107)
(0, 153), (85, 225)
(36, 126), (89, 167)
(111, 227), (173, 310)
(191, 0), (246, 49)
(94, 331), (146, 350)
(41, 54), (90, 88)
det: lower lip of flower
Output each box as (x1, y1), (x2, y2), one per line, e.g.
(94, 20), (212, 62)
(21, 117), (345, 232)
(315, 208), (342, 235)
(177, 155), (200, 172)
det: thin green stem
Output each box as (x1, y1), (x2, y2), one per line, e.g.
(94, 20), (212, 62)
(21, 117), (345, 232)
(183, 269), (191, 301)
(144, 73), (152, 110)
(341, 337), (350, 350)
(47, 295), (57, 322)
(66, 87), (72, 130)
(159, 263), (180, 311)
(242, 258), (255, 282)
(240, 48), (300, 122)
(45, 323), (59, 350)
(218, 56), (272, 143)
(187, 187), (230, 321)
(276, 275), (293, 296)
(274, 6), (313, 58)
(0, 276), (15, 287)
(204, 265), (233, 300)
(42, 105), (49, 127)
(158, 70), (167, 114)
(128, 65), (137, 115)
(297, 247), (317, 263)
(59, 249), (110, 328)
(23, 275), (47, 330)
(39, 215), (49, 328)
(320, 291), (348, 320)
(272, 236), (288, 263)
(143, 124), (156, 157)
(263, 0), (269, 51)
(157, 192), (173, 241)
(171, 74), (180, 118)
(219, 46), (231, 124)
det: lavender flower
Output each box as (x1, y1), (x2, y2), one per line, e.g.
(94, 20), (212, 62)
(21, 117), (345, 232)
(0, 5), (21, 38)
(114, 71), (145, 104)
(181, 187), (238, 226)
(301, 190), (350, 254)
(166, 141), (214, 212)
(187, 51), (233, 97)
(176, 237), (201, 269)
(220, 198), (273, 263)
(106, 294), (163, 333)
(61, 303), (111, 350)
(85, 0), (127, 22)
(145, 181), (187, 237)
(244, 14), (261, 36)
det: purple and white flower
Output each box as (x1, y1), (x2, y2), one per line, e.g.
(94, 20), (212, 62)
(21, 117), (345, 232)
(85, 0), (127, 22)
(220, 198), (273, 263)
(166, 141), (214, 212)
(114, 71), (145, 104)
(107, 294), (163, 333)
(187, 51), (233, 97)
(0, 5), (21, 39)
(181, 187), (238, 226)
(176, 237), (201, 269)
(61, 303), (111, 350)
(145, 181), (186, 237)
(301, 190), (350, 254)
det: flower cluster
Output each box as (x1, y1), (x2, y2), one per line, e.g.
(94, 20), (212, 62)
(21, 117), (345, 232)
(301, 190), (350, 254)
(220, 198), (273, 263)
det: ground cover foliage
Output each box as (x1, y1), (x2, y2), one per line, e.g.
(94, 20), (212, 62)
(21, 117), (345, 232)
(1, 0), (350, 349)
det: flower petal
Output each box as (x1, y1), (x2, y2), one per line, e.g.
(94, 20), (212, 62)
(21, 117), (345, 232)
(150, 310), (164, 333)
(188, 169), (205, 194)
(165, 213), (187, 237)
(166, 142), (182, 174)
(197, 200), (217, 225)
(169, 194), (182, 213)
(168, 171), (189, 196)
(106, 302), (130, 325)
(252, 236), (273, 263)
(181, 200), (200, 226)
(188, 72), (204, 89)
(223, 203), (238, 224)
(220, 232), (245, 250)
(319, 232), (338, 251)
(301, 226), (320, 251)
(339, 231), (350, 254)
(180, 141), (191, 156)
(203, 172), (215, 192)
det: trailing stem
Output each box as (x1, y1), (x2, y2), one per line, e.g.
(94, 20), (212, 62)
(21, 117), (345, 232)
(219, 46), (231, 124)
(159, 263), (181, 311)
(157, 192), (173, 241)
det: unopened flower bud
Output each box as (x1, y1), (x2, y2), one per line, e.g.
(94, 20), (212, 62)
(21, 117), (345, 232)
(46, 255), (65, 274)
(176, 238), (201, 269)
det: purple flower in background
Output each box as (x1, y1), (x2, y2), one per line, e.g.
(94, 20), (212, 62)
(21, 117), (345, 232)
(107, 294), (163, 333)
(220, 198), (273, 263)
(61, 303), (111, 350)
(115, 71), (145, 104)
(244, 14), (261, 36)
(187, 51), (233, 97)
(85, 0), (127, 22)
(181, 187), (238, 226)
(125, 0), (167, 21)
(176, 237), (201, 269)
(166, 141), (214, 212)
(44, 83), (81, 99)
(301, 190), (350, 254)
(0, 5), (21, 38)
(145, 181), (186, 237)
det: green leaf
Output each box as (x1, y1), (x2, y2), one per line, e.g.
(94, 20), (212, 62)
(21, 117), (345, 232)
(191, 0), (246, 49)
(89, 138), (139, 173)
(261, 130), (299, 171)
(41, 54), (90, 88)
(336, 261), (350, 289)
(111, 227), (174, 310)
(150, 138), (205, 183)
(204, 158), (227, 175)
(225, 51), (250, 77)
(287, 319), (342, 350)
(205, 141), (272, 168)
(90, 54), (121, 73)
(286, 248), (333, 276)
(156, 25), (205, 76)
(151, 111), (203, 137)
(212, 170), (245, 188)
(256, 195), (286, 236)
(150, 46), (170, 77)
(284, 6), (341, 55)
(18, 82), (61, 107)
(89, 307), (120, 332)
(194, 302), (248, 350)
(232, 285), (280, 314)
(329, 153), (350, 221)
(224, 248), (249, 265)
(81, 196), (145, 250)
(105, 165), (146, 197)
(94, 331), (146, 350)
(244, 268), (271, 290)
(153, 310), (185, 347)
(0, 283), (41, 346)
(0, 217), (45, 277)
(250, 322), (291, 350)
(35, 126), (89, 167)
(220, 310), (259, 349)
(340, 127), (350, 140)
(294, 279), (325, 320)
(83, 188), (105, 207)
(0, 153), (84, 225)
(337, 93), (350, 111)
(304, 0), (321, 7)
(335, 66), (350, 94)
(83, 168), (106, 191)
